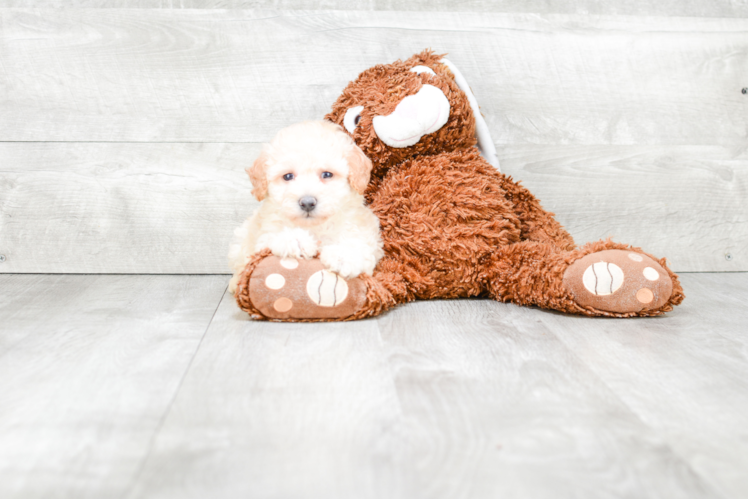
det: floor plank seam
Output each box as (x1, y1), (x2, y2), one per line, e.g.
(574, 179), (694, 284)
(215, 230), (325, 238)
(122, 282), (229, 497)
(375, 314), (410, 440)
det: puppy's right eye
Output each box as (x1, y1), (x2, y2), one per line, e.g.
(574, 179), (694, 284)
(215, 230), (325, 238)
(283, 173), (294, 181)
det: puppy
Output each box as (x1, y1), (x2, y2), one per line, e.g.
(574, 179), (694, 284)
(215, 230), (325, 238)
(228, 120), (383, 294)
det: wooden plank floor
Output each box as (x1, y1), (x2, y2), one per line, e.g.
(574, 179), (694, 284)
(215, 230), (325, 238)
(1, 272), (747, 497)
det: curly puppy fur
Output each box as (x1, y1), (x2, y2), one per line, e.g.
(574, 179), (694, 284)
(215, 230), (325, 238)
(228, 120), (383, 293)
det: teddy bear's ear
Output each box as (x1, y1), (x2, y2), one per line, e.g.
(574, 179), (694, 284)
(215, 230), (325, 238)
(439, 58), (500, 171)
(246, 150), (270, 201)
(346, 143), (373, 195)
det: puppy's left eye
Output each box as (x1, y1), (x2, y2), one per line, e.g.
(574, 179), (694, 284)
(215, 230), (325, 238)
(321, 172), (333, 179)
(283, 173), (294, 181)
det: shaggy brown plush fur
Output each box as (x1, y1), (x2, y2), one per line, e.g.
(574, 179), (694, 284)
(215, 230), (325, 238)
(236, 49), (684, 320)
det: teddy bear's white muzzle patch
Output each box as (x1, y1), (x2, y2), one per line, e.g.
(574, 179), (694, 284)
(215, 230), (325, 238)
(372, 84), (450, 148)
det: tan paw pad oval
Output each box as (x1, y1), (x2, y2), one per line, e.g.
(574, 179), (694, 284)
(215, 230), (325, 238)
(636, 288), (654, 304)
(273, 297), (293, 312)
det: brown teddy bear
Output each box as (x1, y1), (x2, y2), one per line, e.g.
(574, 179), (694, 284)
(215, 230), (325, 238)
(235, 50), (684, 321)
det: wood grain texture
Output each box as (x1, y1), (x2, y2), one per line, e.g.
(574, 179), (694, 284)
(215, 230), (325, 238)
(127, 289), (406, 498)
(0, 142), (261, 273)
(1, 273), (747, 496)
(540, 272), (748, 497)
(129, 272), (748, 497)
(1, 142), (744, 273)
(375, 298), (718, 497)
(1, 10), (746, 144)
(498, 145), (748, 272)
(0, 274), (227, 498)
(3, 0), (748, 17)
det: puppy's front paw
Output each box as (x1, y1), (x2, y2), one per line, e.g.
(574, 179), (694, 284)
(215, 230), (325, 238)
(255, 228), (318, 259)
(319, 244), (375, 279)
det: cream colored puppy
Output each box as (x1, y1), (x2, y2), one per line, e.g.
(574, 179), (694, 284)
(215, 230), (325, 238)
(228, 120), (383, 293)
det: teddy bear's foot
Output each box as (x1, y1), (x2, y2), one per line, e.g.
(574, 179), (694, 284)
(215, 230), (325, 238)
(236, 254), (369, 321)
(563, 249), (679, 315)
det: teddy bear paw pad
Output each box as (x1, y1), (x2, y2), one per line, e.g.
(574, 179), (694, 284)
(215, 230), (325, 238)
(247, 255), (367, 320)
(563, 250), (673, 314)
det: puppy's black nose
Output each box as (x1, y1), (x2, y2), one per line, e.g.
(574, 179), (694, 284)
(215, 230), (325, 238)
(299, 196), (317, 213)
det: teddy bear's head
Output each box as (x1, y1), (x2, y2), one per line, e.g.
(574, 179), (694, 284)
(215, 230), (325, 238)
(326, 50), (497, 179)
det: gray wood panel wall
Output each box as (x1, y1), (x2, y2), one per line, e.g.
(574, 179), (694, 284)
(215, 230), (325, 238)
(4, 1), (748, 17)
(1, 6), (746, 273)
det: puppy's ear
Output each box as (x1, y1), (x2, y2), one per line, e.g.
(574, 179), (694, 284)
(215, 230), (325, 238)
(346, 144), (372, 195)
(246, 150), (269, 201)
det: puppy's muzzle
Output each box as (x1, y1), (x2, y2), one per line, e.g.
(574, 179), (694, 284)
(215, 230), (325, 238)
(299, 196), (317, 213)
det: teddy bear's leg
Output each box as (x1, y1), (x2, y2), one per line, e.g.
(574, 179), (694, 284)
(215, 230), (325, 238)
(234, 251), (400, 321)
(484, 240), (684, 317)
(497, 174), (576, 250)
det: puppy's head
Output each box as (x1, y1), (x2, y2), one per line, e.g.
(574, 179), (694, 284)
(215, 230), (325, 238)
(247, 120), (372, 223)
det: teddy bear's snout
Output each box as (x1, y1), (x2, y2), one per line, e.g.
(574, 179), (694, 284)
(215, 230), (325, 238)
(372, 84), (450, 148)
